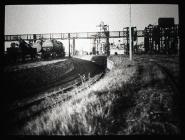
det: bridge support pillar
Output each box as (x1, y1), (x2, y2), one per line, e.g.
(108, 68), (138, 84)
(73, 37), (75, 55)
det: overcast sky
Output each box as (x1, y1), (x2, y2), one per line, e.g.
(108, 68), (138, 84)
(4, 4), (179, 52)
(5, 4), (179, 34)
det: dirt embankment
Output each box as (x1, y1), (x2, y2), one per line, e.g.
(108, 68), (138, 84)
(4, 57), (106, 135)
(3, 59), (74, 105)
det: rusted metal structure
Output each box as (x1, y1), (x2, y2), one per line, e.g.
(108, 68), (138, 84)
(95, 22), (110, 55)
(144, 18), (179, 54)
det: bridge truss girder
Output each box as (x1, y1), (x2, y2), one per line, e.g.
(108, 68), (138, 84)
(4, 30), (145, 42)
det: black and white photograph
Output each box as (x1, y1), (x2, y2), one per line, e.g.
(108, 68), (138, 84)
(2, 1), (182, 135)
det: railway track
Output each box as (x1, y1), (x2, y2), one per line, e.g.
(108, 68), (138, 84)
(7, 58), (101, 110)
(134, 56), (180, 115)
(149, 59), (179, 95)
(7, 73), (104, 134)
(149, 59), (180, 117)
(6, 57), (105, 134)
(134, 57), (179, 93)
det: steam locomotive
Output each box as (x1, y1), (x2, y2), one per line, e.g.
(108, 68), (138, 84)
(41, 39), (65, 59)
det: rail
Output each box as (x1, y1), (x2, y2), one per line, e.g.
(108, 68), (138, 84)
(7, 72), (104, 127)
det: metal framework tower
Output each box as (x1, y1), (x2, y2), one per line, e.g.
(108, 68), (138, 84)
(96, 21), (110, 55)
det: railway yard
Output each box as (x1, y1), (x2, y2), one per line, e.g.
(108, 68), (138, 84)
(3, 11), (181, 135)
(3, 54), (181, 135)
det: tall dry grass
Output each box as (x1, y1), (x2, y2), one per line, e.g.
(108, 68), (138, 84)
(18, 55), (137, 135)
(16, 54), (180, 135)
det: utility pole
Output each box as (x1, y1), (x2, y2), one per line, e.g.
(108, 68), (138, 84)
(68, 33), (71, 57)
(129, 4), (133, 61)
(73, 37), (75, 55)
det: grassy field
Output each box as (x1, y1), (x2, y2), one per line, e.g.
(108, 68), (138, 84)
(14, 54), (180, 135)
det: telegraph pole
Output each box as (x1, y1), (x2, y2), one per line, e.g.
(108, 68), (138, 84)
(73, 37), (75, 55)
(68, 33), (71, 57)
(129, 4), (133, 61)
